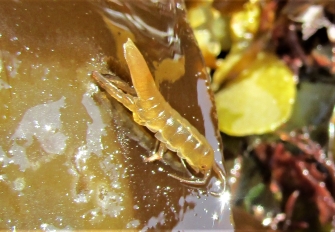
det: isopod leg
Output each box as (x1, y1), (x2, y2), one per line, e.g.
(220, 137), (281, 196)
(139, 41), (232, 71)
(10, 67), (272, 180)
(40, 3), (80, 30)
(179, 158), (196, 178)
(92, 71), (136, 112)
(99, 73), (136, 95)
(143, 141), (166, 162)
(168, 169), (211, 185)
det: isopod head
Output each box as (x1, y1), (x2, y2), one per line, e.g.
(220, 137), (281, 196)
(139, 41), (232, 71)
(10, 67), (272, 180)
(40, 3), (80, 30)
(184, 148), (214, 175)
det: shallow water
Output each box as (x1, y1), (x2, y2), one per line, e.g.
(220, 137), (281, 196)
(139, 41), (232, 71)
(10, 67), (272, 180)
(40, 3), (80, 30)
(0, 0), (233, 230)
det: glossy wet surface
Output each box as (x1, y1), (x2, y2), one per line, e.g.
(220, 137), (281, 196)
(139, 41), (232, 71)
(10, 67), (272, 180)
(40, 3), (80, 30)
(0, 1), (233, 230)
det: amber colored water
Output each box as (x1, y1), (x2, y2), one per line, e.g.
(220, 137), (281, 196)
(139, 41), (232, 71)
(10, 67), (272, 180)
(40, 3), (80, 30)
(0, 1), (233, 230)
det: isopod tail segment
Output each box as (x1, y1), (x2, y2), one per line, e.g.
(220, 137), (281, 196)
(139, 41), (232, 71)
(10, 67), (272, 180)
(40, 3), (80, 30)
(92, 72), (136, 113)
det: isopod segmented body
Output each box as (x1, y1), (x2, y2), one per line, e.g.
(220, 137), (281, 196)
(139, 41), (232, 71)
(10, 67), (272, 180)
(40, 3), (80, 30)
(92, 39), (226, 192)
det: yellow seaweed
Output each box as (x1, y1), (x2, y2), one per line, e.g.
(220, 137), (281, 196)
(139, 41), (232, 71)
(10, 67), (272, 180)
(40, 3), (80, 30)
(215, 52), (296, 136)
